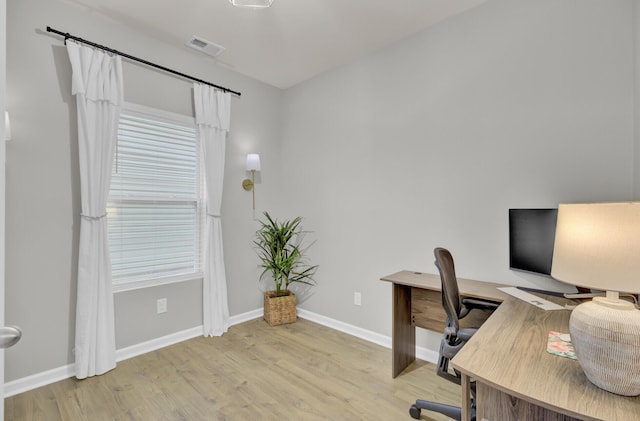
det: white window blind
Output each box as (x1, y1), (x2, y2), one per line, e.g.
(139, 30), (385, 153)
(108, 103), (204, 290)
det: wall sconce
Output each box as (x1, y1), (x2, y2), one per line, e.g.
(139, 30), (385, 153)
(5, 111), (11, 141)
(242, 153), (261, 210)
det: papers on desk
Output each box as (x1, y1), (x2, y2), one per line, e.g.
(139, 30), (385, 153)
(547, 331), (577, 360)
(498, 287), (566, 310)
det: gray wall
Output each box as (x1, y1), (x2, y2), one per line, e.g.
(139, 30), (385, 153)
(5, 0), (282, 381)
(283, 0), (636, 348)
(5, 0), (639, 383)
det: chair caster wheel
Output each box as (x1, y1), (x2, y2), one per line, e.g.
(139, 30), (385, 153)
(409, 405), (421, 419)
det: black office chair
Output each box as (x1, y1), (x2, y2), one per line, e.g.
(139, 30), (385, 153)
(409, 247), (500, 421)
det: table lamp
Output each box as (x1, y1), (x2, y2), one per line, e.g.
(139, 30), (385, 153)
(551, 202), (640, 396)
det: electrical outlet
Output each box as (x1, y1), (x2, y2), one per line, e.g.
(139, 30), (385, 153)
(157, 298), (167, 314)
(354, 292), (362, 306)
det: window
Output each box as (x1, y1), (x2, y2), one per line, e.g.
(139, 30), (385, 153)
(108, 103), (205, 291)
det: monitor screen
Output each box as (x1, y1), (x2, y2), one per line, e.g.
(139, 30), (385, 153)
(509, 208), (558, 275)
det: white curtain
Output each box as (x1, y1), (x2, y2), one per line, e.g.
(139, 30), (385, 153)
(194, 84), (231, 337)
(67, 41), (123, 379)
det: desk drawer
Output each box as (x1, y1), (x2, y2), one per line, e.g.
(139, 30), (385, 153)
(411, 288), (493, 332)
(477, 383), (582, 421)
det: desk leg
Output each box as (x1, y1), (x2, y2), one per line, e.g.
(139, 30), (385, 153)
(392, 283), (415, 378)
(460, 373), (471, 421)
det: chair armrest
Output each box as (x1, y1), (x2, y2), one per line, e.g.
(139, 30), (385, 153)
(461, 297), (500, 311)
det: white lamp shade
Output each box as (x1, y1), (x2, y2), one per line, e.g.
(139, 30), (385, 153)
(229, 0), (273, 8)
(246, 154), (261, 171)
(5, 111), (11, 141)
(551, 202), (640, 293)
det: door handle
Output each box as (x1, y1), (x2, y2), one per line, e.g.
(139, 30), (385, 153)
(0, 326), (22, 349)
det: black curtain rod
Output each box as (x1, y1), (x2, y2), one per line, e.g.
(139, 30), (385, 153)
(46, 26), (241, 97)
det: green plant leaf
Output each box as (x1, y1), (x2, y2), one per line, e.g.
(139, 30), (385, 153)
(254, 212), (318, 293)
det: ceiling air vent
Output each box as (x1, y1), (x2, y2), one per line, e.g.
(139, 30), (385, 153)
(186, 36), (225, 58)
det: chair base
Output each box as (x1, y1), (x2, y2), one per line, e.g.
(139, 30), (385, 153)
(409, 400), (462, 420)
(409, 398), (477, 421)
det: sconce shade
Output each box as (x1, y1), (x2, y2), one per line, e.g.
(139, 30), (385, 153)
(5, 111), (11, 141)
(246, 154), (261, 172)
(551, 202), (640, 293)
(243, 153), (261, 211)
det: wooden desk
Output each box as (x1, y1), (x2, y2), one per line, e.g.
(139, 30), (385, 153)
(451, 296), (640, 421)
(380, 270), (510, 378)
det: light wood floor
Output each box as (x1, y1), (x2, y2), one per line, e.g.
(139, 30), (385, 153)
(5, 318), (460, 421)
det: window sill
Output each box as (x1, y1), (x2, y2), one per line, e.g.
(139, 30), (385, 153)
(113, 273), (204, 293)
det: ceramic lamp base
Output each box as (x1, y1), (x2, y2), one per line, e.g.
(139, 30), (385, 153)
(569, 297), (640, 396)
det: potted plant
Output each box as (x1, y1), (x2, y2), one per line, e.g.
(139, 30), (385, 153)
(254, 212), (318, 325)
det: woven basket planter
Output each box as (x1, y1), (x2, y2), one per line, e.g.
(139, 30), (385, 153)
(263, 291), (297, 326)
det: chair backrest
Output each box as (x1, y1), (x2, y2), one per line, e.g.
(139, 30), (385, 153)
(434, 247), (462, 334)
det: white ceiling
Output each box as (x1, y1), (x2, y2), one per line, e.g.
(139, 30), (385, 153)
(67, 0), (487, 89)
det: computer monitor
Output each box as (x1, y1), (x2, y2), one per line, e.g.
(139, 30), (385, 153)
(508, 208), (558, 276)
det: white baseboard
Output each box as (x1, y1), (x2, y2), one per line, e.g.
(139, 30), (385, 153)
(297, 308), (391, 348)
(4, 364), (77, 398)
(4, 307), (438, 397)
(296, 308), (439, 364)
(116, 308), (263, 363)
(4, 308), (263, 398)
(116, 326), (204, 362)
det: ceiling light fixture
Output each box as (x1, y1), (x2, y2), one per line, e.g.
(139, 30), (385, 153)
(229, 0), (273, 8)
